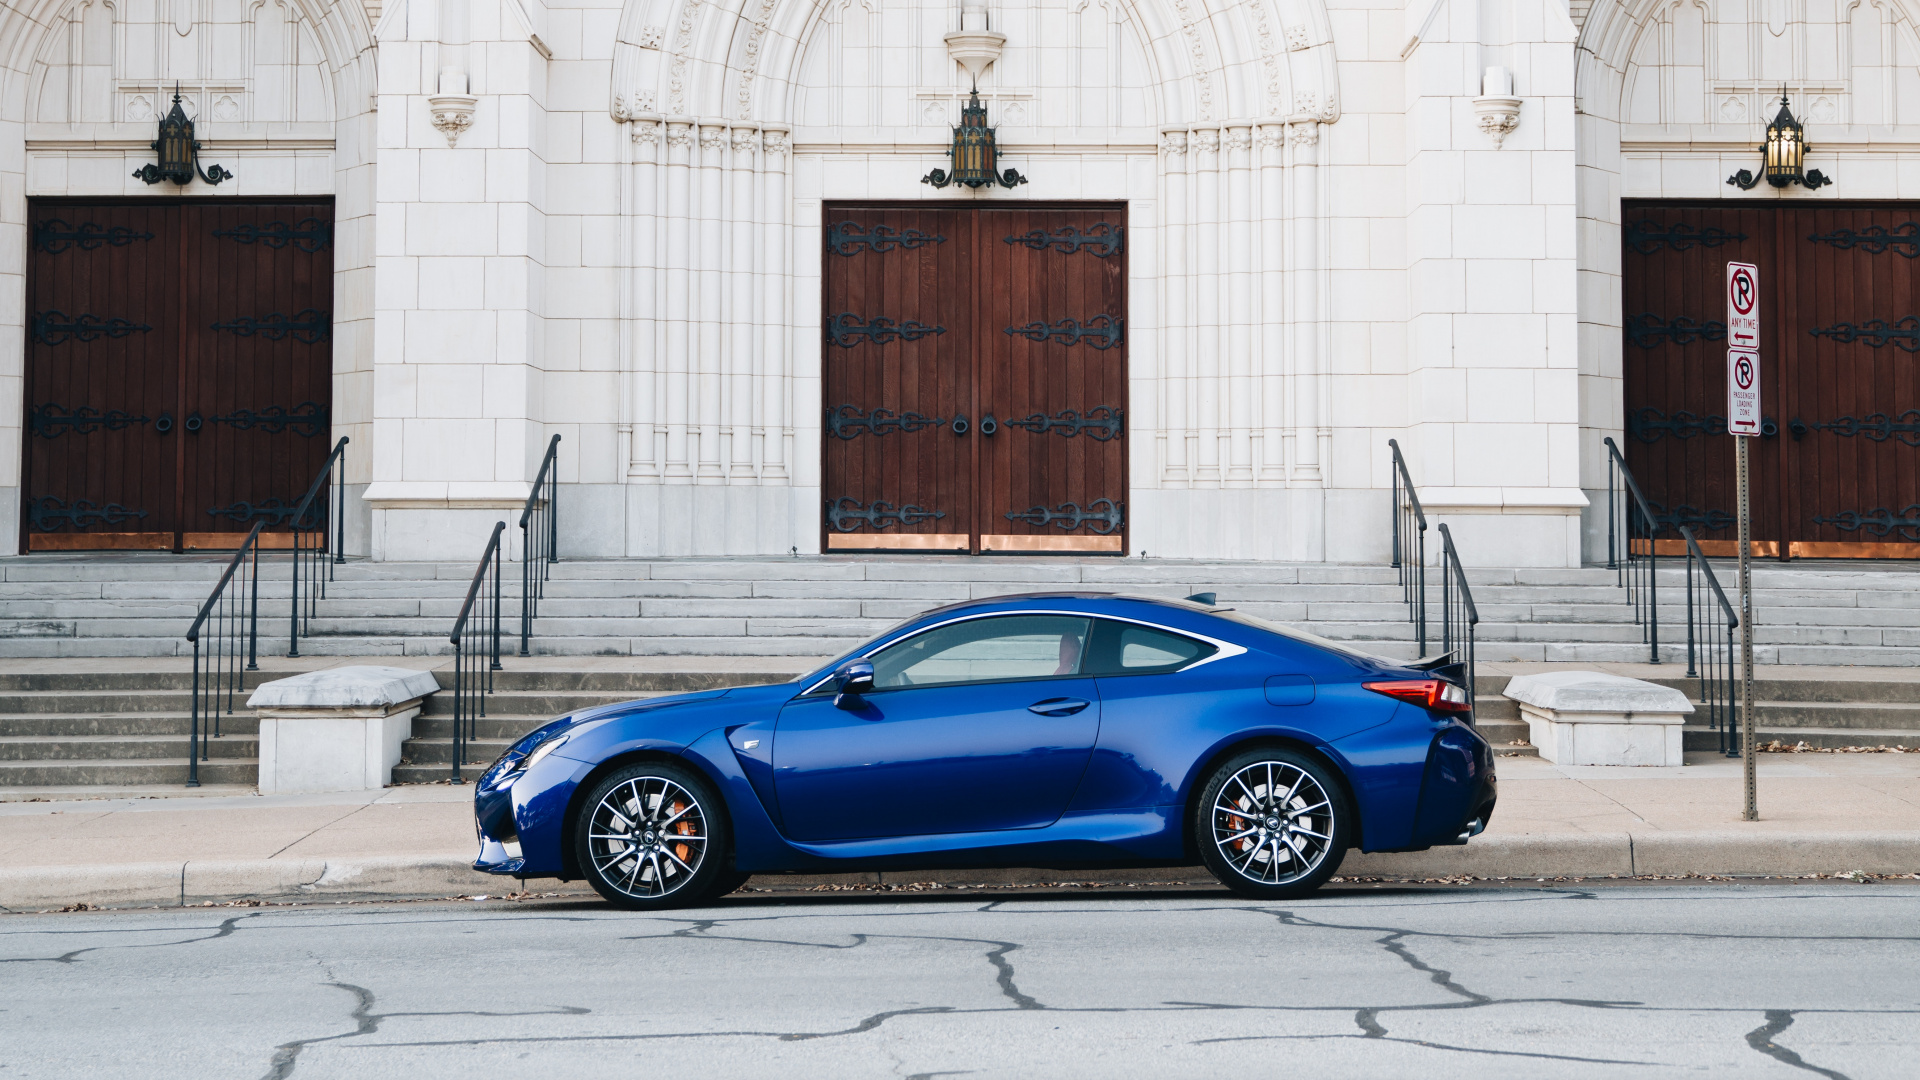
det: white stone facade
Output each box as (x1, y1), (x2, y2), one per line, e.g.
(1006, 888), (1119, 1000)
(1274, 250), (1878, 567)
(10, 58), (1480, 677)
(2, 0), (1915, 565)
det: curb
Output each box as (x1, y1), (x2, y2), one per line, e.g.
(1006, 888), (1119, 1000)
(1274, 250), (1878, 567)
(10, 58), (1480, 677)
(5, 833), (1918, 911)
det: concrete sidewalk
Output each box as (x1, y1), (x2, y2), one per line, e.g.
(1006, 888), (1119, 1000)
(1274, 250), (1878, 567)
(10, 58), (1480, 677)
(2, 751), (1917, 910)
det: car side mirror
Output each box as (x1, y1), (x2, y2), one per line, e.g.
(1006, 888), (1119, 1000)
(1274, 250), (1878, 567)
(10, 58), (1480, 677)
(834, 660), (875, 710)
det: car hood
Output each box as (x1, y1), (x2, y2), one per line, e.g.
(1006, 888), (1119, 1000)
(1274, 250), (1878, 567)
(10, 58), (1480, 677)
(548, 681), (800, 761)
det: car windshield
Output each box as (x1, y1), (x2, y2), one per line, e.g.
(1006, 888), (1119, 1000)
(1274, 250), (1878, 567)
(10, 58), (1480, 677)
(1206, 608), (1399, 665)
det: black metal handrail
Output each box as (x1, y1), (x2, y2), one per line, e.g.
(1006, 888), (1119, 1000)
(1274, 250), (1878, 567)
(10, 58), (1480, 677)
(1603, 437), (1661, 663)
(1678, 525), (1741, 757)
(183, 521), (265, 788)
(1436, 523), (1480, 714)
(1387, 439), (1428, 654)
(519, 434), (560, 656)
(288, 436), (348, 658)
(449, 521), (505, 782)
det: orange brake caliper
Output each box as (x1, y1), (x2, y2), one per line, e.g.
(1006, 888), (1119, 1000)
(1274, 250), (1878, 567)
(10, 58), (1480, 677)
(672, 801), (692, 862)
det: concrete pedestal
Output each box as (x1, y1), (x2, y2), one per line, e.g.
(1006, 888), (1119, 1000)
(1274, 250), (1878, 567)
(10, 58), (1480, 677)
(1504, 671), (1693, 767)
(248, 667), (442, 794)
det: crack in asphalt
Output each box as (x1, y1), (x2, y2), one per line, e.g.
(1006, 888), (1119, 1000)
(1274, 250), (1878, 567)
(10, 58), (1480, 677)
(6, 891), (1910, 1074)
(0, 913), (255, 965)
(1746, 1010), (1853, 1080)
(627, 917), (1041, 1009)
(1255, 907), (1868, 1075)
(259, 981), (590, 1080)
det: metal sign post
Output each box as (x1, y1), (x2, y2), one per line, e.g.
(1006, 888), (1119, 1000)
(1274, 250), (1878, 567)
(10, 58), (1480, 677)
(1727, 262), (1760, 821)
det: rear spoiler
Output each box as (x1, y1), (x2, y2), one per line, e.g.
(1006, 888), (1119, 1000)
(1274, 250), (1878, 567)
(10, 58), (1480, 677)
(1408, 653), (1470, 690)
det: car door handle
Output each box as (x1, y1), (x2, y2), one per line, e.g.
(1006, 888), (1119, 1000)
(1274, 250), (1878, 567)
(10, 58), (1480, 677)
(1028, 698), (1089, 717)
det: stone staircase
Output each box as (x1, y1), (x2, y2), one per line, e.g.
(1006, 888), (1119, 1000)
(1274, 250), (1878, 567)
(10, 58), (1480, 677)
(6, 662), (1914, 800)
(2, 553), (1917, 667)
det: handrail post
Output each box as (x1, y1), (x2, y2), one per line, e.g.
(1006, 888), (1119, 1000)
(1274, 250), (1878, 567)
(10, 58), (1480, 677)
(188, 639), (201, 788)
(247, 540), (259, 671)
(1389, 439), (1402, 571)
(288, 526), (301, 658)
(1682, 527), (1699, 678)
(521, 516), (532, 657)
(334, 443), (347, 567)
(491, 536), (503, 673)
(548, 436), (559, 563)
(1606, 444), (1618, 571)
(1648, 508), (1660, 664)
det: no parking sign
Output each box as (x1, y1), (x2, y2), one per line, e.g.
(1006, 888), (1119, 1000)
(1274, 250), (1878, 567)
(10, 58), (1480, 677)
(1727, 348), (1761, 436)
(1726, 262), (1759, 349)
(1726, 262), (1761, 437)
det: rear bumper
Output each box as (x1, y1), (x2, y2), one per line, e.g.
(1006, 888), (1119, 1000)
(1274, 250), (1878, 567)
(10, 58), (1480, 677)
(1411, 720), (1497, 848)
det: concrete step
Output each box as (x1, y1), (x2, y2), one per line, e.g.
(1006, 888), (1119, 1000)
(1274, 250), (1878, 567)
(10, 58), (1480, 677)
(1683, 726), (1920, 751)
(0, 714), (258, 737)
(0, 757), (257, 786)
(0, 734), (257, 762)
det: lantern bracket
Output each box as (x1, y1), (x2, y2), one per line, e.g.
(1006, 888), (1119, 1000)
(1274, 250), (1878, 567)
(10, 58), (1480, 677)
(1725, 90), (1831, 192)
(922, 88), (1028, 190)
(132, 88), (233, 187)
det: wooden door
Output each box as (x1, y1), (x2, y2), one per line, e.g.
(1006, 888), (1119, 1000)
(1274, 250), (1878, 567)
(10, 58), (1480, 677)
(976, 209), (1128, 553)
(23, 199), (333, 552)
(1776, 207), (1920, 556)
(179, 203), (334, 550)
(820, 208), (975, 551)
(1621, 202), (1920, 559)
(819, 204), (1129, 554)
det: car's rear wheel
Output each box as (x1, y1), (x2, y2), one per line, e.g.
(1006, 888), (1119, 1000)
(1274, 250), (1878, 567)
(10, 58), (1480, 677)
(574, 761), (731, 910)
(1196, 747), (1350, 899)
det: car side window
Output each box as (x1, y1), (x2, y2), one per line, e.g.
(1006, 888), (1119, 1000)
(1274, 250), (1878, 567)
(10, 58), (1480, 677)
(1086, 619), (1217, 676)
(867, 615), (1093, 690)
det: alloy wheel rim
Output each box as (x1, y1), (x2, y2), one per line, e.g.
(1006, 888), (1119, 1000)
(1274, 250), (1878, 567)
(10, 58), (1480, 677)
(588, 776), (709, 899)
(1211, 761), (1334, 886)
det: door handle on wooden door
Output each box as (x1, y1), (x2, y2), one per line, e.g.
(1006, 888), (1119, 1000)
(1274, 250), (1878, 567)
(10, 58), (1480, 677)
(980, 413), (998, 436)
(952, 413), (970, 436)
(1028, 698), (1089, 716)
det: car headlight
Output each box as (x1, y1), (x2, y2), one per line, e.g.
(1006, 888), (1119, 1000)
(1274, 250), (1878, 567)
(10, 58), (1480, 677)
(523, 733), (568, 769)
(483, 731), (570, 790)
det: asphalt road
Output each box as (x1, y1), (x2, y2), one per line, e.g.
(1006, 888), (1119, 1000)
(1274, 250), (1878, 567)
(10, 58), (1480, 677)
(3, 882), (1917, 1080)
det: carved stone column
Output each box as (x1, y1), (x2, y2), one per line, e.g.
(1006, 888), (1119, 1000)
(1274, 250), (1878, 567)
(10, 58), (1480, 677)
(1289, 120), (1323, 486)
(627, 116), (664, 479)
(1224, 123), (1255, 487)
(728, 126), (759, 481)
(1257, 121), (1288, 483)
(1192, 126), (1222, 485)
(662, 120), (695, 482)
(759, 125), (791, 483)
(1158, 128), (1189, 487)
(696, 121), (728, 481)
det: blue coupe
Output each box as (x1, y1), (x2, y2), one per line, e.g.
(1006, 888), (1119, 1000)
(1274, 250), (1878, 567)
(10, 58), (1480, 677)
(472, 593), (1496, 908)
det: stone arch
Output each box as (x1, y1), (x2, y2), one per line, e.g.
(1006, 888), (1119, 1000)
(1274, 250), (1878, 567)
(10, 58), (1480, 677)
(1576, 0), (1920, 121)
(610, 0), (1340, 128)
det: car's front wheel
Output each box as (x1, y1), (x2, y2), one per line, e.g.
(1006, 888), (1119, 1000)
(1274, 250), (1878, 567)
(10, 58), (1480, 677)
(574, 761), (732, 910)
(1196, 747), (1350, 899)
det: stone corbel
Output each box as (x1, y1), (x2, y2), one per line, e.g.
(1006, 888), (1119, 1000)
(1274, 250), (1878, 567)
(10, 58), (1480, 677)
(428, 95), (478, 147)
(1472, 66), (1521, 149)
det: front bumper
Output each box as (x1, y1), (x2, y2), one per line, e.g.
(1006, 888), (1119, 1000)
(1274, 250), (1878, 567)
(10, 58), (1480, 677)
(472, 751), (592, 877)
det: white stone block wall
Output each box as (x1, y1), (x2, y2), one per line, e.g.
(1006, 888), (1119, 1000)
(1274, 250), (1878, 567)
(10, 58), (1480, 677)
(4, 0), (1918, 567)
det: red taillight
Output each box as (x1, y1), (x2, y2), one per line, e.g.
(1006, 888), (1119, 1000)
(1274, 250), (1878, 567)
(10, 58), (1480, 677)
(1363, 678), (1472, 714)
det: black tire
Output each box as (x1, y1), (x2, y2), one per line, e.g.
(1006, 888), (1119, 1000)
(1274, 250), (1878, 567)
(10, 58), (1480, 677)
(1195, 746), (1350, 899)
(573, 761), (732, 910)
(712, 871), (753, 897)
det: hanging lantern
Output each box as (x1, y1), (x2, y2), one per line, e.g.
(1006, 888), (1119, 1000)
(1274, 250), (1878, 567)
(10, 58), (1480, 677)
(132, 88), (233, 187)
(923, 90), (1027, 190)
(1728, 90), (1831, 191)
